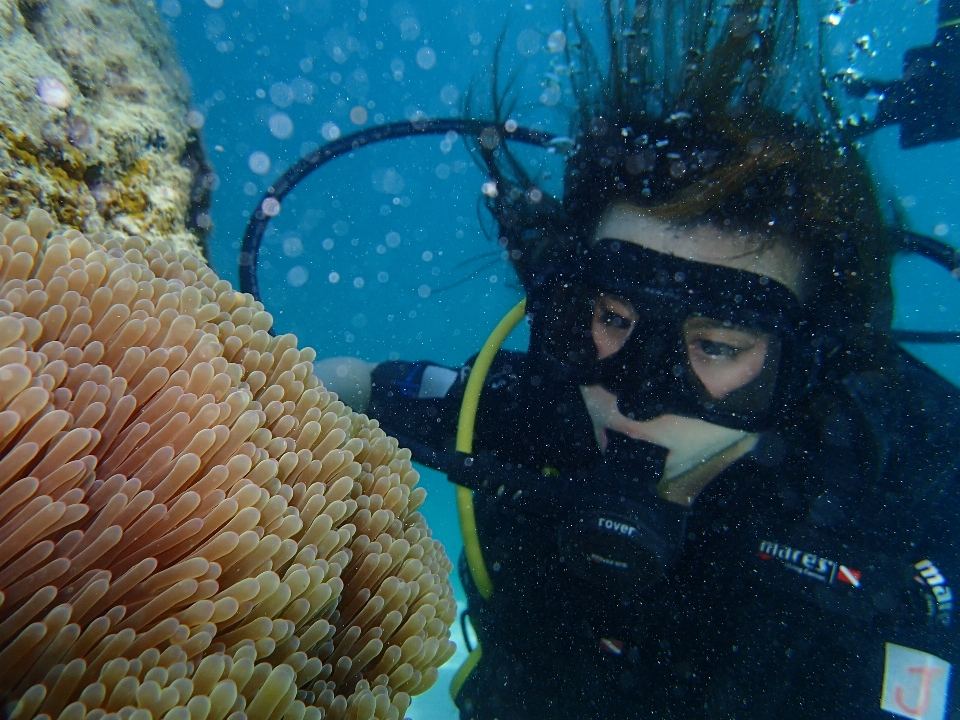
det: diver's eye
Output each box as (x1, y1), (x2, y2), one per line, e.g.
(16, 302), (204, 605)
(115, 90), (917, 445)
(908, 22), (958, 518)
(696, 339), (742, 358)
(600, 311), (634, 330)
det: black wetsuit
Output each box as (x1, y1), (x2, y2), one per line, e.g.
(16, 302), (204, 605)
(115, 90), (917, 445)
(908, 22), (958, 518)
(369, 349), (960, 720)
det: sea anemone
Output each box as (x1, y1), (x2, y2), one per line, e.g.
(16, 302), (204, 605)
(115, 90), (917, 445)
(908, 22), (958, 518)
(0, 209), (457, 720)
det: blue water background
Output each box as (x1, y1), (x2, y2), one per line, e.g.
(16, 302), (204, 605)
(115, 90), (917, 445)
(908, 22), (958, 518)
(161, 0), (960, 715)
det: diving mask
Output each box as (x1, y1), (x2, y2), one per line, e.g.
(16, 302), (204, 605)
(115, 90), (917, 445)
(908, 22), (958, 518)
(528, 239), (819, 432)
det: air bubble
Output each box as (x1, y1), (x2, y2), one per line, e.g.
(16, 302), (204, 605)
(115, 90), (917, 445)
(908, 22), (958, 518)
(248, 151), (271, 175)
(418, 284), (432, 298)
(516, 28), (541, 56)
(321, 122), (341, 140)
(270, 82), (294, 108)
(353, 277), (365, 289)
(547, 30), (567, 53)
(283, 236), (303, 257)
(378, 271), (389, 283)
(322, 238), (334, 250)
(328, 271), (340, 283)
(287, 266), (308, 287)
(435, 164), (451, 179)
(417, 47), (437, 70)
(261, 197), (281, 216)
(350, 106), (368, 125)
(385, 232), (401, 248)
(269, 113), (294, 139)
(422, 251), (433, 262)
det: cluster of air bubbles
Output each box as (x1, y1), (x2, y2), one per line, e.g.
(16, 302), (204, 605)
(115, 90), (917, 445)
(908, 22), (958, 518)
(248, 150), (271, 175)
(36, 76), (72, 109)
(286, 265), (308, 286)
(321, 121), (341, 140)
(440, 130), (458, 153)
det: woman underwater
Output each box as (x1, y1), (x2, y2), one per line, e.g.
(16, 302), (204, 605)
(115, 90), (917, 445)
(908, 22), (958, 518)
(316, 0), (960, 716)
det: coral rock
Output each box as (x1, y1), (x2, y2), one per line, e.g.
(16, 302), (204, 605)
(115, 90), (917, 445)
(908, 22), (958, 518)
(0, 0), (212, 256)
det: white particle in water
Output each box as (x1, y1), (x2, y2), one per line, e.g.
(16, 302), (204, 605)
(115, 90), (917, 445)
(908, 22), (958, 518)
(935, 223), (949, 236)
(328, 271), (340, 283)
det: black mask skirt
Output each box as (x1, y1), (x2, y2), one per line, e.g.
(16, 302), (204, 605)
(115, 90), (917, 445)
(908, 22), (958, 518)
(528, 239), (819, 432)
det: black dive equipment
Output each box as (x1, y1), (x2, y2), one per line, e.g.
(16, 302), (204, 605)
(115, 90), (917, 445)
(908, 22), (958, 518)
(447, 431), (687, 595)
(844, 0), (960, 147)
(528, 239), (816, 432)
(239, 112), (960, 600)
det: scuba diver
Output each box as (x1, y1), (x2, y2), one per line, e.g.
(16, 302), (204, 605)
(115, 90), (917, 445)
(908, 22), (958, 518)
(236, 0), (960, 717)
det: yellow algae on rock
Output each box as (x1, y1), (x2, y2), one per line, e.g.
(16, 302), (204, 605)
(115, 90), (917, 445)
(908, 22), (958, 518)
(0, 0), (212, 257)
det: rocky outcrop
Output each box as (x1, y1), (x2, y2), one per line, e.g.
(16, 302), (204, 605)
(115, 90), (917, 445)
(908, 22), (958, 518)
(0, 0), (211, 256)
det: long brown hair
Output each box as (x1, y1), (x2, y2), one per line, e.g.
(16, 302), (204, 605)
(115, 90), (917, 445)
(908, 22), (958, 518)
(477, 0), (896, 374)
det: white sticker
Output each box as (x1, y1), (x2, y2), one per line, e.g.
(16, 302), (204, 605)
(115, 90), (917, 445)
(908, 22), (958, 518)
(418, 365), (458, 399)
(881, 643), (951, 720)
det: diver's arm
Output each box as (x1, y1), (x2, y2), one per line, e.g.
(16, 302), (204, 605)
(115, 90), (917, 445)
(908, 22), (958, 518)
(314, 357), (375, 412)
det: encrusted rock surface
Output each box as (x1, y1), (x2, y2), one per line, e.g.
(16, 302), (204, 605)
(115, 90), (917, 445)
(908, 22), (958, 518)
(0, 0), (211, 256)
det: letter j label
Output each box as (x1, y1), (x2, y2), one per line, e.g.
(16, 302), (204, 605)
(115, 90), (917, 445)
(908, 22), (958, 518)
(881, 643), (951, 720)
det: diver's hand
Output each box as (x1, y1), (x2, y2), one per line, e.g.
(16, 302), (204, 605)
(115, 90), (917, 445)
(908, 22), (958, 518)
(315, 356), (376, 412)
